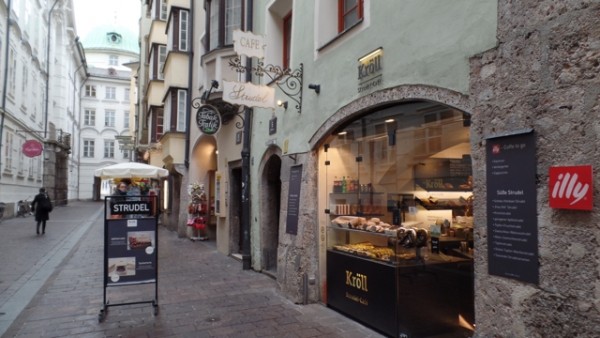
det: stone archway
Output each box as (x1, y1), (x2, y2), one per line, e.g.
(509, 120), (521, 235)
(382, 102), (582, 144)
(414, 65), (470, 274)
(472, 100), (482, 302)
(309, 84), (471, 149)
(309, 84), (475, 318)
(259, 151), (282, 274)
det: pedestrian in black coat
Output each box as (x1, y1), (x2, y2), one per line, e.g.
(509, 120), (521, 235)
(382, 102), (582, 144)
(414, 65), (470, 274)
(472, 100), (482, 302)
(31, 188), (52, 235)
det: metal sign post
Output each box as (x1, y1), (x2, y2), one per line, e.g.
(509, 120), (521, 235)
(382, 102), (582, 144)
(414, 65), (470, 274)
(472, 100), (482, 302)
(99, 195), (160, 322)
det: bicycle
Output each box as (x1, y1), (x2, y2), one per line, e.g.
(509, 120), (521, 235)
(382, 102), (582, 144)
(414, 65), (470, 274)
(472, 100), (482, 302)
(17, 197), (33, 217)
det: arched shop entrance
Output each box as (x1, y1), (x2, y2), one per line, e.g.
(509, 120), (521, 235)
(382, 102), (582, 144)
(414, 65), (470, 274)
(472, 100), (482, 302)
(319, 100), (475, 338)
(190, 136), (218, 240)
(260, 151), (282, 274)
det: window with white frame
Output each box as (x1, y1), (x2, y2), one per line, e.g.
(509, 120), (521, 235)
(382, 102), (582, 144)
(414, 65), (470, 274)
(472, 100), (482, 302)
(105, 110), (116, 127)
(85, 85), (96, 97)
(206, 0), (243, 51)
(37, 157), (42, 180)
(161, 0), (168, 20)
(18, 139), (24, 174)
(124, 110), (130, 129)
(28, 157), (34, 178)
(104, 140), (115, 158)
(124, 88), (130, 102)
(39, 83), (44, 122)
(158, 45), (166, 80)
(177, 90), (187, 132)
(164, 95), (171, 132)
(105, 87), (116, 100)
(31, 72), (36, 93)
(8, 48), (16, 96)
(154, 0), (167, 20)
(109, 55), (119, 66)
(151, 108), (164, 142)
(84, 109), (96, 126)
(4, 132), (13, 172)
(149, 44), (167, 80)
(83, 139), (95, 157)
(21, 63), (28, 99)
(169, 8), (189, 52)
(179, 9), (189, 51)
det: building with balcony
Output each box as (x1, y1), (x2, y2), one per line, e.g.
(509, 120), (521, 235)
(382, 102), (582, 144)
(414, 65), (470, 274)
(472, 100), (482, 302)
(136, 0), (196, 234)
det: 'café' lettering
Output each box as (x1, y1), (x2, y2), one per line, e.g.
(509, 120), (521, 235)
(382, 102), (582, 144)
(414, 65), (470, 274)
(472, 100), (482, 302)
(239, 36), (264, 51)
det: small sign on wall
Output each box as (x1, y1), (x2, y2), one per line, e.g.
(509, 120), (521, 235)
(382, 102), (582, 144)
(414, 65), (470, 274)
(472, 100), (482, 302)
(549, 165), (593, 210)
(269, 117), (277, 135)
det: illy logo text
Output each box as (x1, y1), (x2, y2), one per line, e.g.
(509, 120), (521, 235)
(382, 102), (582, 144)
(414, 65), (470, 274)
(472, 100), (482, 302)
(549, 165), (593, 211)
(551, 173), (589, 205)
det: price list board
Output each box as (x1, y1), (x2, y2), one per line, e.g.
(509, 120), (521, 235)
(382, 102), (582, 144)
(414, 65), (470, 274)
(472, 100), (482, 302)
(486, 130), (538, 285)
(414, 156), (473, 191)
(285, 165), (303, 235)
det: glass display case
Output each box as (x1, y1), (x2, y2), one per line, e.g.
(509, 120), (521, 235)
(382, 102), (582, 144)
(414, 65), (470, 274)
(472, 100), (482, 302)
(327, 219), (429, 265)
(322, 101), (475, 337)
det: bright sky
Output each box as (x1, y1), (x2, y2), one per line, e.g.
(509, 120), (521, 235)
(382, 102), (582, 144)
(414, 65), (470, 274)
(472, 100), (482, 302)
(73, 0), (141, 39)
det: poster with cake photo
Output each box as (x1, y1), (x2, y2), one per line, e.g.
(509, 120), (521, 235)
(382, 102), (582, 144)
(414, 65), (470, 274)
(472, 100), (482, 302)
(108, 257), (136, 277)
(127, 231), (155, 252)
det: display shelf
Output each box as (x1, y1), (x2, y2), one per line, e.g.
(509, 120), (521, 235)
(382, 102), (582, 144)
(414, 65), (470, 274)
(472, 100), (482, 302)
(327, 224), (428, 265)
(329, 191), (386, 217)
(188, 184), (209, 241)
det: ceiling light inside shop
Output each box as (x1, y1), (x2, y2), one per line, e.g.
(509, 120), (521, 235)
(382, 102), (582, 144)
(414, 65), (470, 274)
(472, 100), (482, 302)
(429, 142), (471, 159)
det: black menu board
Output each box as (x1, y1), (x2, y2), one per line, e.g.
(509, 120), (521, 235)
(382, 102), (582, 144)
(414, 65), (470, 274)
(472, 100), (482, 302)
(414, 156), (473, 191)
(486, 130), (538, 285)
(286, 165), (303, 235)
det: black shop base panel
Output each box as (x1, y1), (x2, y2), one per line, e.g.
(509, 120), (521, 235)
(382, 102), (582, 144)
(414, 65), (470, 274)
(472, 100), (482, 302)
(326, 250), (474, 338)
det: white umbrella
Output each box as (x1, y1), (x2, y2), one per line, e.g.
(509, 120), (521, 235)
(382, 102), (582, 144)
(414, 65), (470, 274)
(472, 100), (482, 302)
(94, 162), (169, 179)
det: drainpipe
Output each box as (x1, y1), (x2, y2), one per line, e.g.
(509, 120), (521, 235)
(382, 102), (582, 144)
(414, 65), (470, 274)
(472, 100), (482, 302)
(241, 0), (254, 270)
(0, 0), (13, 181)
(44, 0), (61, 139)
(184, 0), (194, 168)
(72, 37), (88, 201)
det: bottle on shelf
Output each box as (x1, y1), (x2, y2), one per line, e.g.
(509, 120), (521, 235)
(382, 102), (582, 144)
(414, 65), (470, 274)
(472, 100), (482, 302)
(341, 176), (347, 193)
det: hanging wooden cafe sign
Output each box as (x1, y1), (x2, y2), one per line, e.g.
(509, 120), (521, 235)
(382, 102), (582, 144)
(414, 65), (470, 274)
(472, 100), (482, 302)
(225, 30), (276, 109)
(223, 81), (274, 109)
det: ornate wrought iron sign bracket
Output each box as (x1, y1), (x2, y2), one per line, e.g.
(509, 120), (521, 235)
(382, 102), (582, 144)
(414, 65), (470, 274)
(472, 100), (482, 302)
(229, 57), (303, 113)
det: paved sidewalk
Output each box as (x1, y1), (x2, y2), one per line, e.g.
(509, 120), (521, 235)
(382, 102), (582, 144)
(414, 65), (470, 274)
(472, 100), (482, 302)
(1, 201), (384, 338)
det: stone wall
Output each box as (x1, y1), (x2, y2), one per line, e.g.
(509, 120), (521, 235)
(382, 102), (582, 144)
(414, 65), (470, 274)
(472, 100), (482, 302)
(276, 151), (320, 304)
(470, 2), (600, 336)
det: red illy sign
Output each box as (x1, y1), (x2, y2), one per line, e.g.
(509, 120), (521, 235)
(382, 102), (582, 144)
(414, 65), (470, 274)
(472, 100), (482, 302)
(22, 140), (43, 158)
(549, 165), (593, 211)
